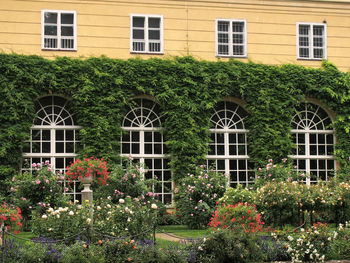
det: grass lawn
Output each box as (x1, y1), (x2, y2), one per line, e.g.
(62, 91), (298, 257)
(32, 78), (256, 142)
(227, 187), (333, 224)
(157, 225), (211, 239)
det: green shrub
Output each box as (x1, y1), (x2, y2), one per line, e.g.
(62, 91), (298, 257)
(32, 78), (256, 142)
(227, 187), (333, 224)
(175, 165), (226, 229)
(188, 230), (265, 263)
(7, 162), (70, 229)
(219, 184), (255, 205)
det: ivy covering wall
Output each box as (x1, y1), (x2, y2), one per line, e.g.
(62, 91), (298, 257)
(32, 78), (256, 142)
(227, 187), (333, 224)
(1, 53), (350, 190)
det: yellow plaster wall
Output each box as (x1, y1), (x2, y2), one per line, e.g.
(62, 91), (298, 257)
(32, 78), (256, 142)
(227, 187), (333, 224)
(0, 0), (349, 71)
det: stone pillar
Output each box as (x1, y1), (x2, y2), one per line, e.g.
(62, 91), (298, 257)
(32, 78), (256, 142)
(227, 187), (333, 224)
(81, 183), (93, 203)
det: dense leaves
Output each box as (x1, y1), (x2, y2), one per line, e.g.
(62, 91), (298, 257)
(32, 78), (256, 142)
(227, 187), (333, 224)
(1, 53), (350, 190)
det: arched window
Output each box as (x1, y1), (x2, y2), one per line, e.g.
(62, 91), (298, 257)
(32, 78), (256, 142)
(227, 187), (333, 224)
(23, 95), (81, 200)
(290, 102), (335, 182)
(207, 101), (253, 187)
(121, 98), (172, 204)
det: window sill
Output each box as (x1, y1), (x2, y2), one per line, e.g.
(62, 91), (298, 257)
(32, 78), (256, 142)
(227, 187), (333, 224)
(216, 55), (248, 59)
(297, 57), (325, 61)
(42, 48), (77, 52)
(130, 51), (164, 55)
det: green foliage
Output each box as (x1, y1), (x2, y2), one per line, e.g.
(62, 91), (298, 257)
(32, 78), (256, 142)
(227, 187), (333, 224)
(1, 53), (350, 189)
(188, 230), (266, 263)
(175, 165), (226, 229)
(7, 163), (69, 229)
(219, 184), (255, 205)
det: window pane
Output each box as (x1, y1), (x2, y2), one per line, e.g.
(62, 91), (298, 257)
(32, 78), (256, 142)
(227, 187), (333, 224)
(232, 22), (244, 32)
(56, 142), (64, 153)
(313, 26), (324, 36)
(233, 46), (244, 55)
(61, 26), (73, 36)
(44, 12), (57, 23)
(233, 34), (243, 44)
(299, 25), (310, 35)
(149, 30), (160, 40)
(149, 17), (160, 28)
(218, 21), (229, 32)
(133, 29), (144, 39)
(133, 17), (145, 27)
(45, 26), (57, 36)
(218, 45), (229, 55)
(299, 48), (309, 58)
(218, 33), (229, 44)
(61, 13), (74, 24)
(314, 48), (323, 58)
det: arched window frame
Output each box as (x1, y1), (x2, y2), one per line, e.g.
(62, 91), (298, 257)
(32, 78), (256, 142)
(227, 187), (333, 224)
(120, 98), (173, 205)
(207, 100), (253, 187)
(289, 102), (336, 183)
(22, 95), (82, 201)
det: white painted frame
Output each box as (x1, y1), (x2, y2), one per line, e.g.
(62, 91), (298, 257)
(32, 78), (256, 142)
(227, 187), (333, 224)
(296, 22), (327, 60)
(130, 14), (164, 54)
(215, 19), (247, 58)
(120, 98), (173, 205)
(23, 95), (82, 201)
(289, 102), (335, 182)
(41, 10), (77, 51)
(206, 101), (252, 187)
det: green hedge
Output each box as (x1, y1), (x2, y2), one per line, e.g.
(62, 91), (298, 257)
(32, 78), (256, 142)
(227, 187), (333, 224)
(1, 53), (350, 189)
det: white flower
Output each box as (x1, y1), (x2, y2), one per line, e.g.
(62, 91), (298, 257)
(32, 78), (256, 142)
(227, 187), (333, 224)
(151, 204), (158, 209)
(77, 205), (82, 210)
(48, 228), (53, 231)
(87, 218), (91, 224)
(48, 208), (54, 213)
(119, 199), (125, 204)
(97, 206), (102, 211)
(198, 246), (203, 251)
(69, 211), (74, 216)
(41, 214), (47, 219)
(56, 214), (60, 219)
(127, 218), (131, 222)
(107, 204), (111, 209)
(125, 207), (130, 213)
(287, 235), (294, 241)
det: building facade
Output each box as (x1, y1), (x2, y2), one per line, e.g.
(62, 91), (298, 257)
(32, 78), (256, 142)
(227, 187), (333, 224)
(1, 0), (350, 71)
(1, 0), (349, 204)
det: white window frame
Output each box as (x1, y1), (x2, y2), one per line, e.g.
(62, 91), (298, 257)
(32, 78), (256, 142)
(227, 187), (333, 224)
(120, 99), (173, 206)
(206, 101), (253, 187)
(289, 102), (335, 183)
(22, 95), (82, 201)
(41, 10), (77, 51)
(215, 19), (247, 58)
(130, 14), (164, 54)
(296, 22), (327, 60)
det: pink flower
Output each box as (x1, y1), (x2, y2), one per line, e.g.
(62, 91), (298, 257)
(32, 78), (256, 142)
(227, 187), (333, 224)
(268, 174), (272, 177)
(36, 180), (41, 185)
(31, 163), (37, 168)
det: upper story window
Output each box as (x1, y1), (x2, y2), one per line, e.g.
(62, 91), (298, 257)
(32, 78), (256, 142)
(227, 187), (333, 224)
(297, 23), (327, 60)
(216, 19), (247, 57)
(41, 10), (77, 51)
(130, 14), (163, 54)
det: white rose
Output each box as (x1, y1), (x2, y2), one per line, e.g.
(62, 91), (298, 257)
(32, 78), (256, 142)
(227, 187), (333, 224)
(151, 204), (158, 209)
(107, 204), (111, 209)
(69, 211), (74, 216)
(87, 218), (91, 224)
(97, 206), (102, 211)
(119, 199), (125, 204)
(41, 214), (47, 219)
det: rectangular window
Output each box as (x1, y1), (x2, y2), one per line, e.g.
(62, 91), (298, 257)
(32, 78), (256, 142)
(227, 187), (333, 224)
(216, 19), (247, 57)
(297, 23), (327, 60)
(130, 14), (163, 54)
(41, 10), (77, 51)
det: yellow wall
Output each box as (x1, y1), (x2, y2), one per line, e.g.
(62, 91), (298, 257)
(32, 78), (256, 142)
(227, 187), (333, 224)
(1, 0), (350, 71)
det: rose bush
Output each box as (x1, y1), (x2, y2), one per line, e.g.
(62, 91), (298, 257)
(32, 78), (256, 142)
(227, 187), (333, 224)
(175, 165), (226, 229)
(0, 202), (22, 234)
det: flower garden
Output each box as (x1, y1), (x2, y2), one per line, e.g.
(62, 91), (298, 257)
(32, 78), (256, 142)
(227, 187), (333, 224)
(0, 158), (350, 262)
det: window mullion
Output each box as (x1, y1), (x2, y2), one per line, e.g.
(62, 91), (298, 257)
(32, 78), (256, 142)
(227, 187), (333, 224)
(310, 24), (314, 59)
(229, 22), (233, 56)
(145, 16), (149, 52)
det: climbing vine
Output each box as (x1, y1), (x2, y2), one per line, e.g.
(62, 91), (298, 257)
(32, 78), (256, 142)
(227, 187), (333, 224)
(0, 53), (349, 193)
